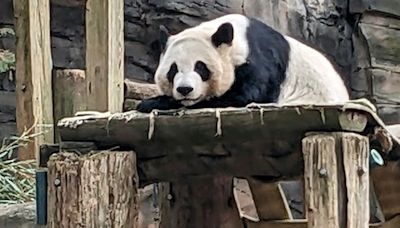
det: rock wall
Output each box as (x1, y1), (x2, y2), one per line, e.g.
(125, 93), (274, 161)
(0, 0), (399, 142)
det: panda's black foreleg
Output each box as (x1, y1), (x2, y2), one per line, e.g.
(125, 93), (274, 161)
(188, 95), (250, 109)
(137, 95), (183, 113)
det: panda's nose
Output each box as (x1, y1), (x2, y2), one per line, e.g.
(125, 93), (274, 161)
(177, 86), (193, 96)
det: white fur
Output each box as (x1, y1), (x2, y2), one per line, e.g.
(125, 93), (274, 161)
(155, 14), (250, 103)
(278, 36), (349, 104)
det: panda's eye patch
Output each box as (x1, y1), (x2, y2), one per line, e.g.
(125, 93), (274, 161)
(167, 63), (178, 83)
(194, 61), (211, 81)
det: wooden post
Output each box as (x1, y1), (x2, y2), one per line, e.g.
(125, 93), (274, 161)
(159, 176), (243, 228)
(302, 132), (369, 228)
(52, 69), (87, 141)
(14, 0), (54, 160)
(47, 151), (138, 227)
(85, 0), (124, 113)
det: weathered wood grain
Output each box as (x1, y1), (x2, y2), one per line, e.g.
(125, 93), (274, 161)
(248, 180), (292, 220)
(159, 176), (242, 228)
(14, 0), (54, 160)
(47, 151), (138, 228)
(57, 104), (392, 183)
(124, 79), (159, 100)
(371, 161), (400, 220)
(52, 69), (87, 141)
(303, 133), (369, 228)
(85, 0), (124, 112)
(343, 133), (370, 228)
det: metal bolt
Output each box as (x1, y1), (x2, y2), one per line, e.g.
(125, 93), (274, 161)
(319, 168), (327, 177)
(54, 178), (61, 187)
(167, 194), (173, 200)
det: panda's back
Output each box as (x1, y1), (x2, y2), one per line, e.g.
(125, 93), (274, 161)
(278, 36), (349, 104)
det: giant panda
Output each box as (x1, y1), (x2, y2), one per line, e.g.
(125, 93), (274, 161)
(137, 14), (349, 113)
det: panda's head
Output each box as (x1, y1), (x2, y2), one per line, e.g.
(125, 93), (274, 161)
(154, 23), (236, 106)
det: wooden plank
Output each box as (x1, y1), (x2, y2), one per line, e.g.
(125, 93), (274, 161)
(14, 0), (54, 160)
(56, 104), (397, 183)
(376, 215), (400, 228)
(245, 219), (307, 228)
(52, 69), (87, 141)
(248, 179), (292, 220)
(159, 176), (242, 228)
(302, 133), (369, 228)
(85, 0), (124, 113)
(303, 133), (342, 228)
(244, 216), (400, 228)
(47, 151), (138, 227)
(342, 133), (370, 228)
(371, 161), (400, 220)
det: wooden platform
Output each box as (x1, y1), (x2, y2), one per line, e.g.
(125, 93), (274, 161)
(55, 100), (400, 184)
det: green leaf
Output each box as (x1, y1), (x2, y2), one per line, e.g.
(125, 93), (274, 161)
(0, 28), (15, 37)
(0, 49), (15, 73)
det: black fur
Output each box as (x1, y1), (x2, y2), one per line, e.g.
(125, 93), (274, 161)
(194, 61), (211, 81)
(167, 63), (178, 83)
(159, 25), (170, 52)
(211, 22), (234, 47)
(137, 17), (290, 113)
(137, 95), (182, 113)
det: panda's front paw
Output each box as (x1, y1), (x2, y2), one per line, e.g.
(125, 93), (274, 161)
(136, 96), (182, 113)
(137, 100), (157, 113)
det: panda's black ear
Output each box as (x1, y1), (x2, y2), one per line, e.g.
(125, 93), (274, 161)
(159, 25), (170, 51)
(211, 23), (234, 47)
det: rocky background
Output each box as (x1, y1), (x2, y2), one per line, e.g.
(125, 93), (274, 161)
(0, 0), (399, 142)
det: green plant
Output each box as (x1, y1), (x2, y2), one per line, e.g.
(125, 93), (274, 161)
(0, 49), (15, 73)
(0, 27), (15, 37)
(0, 27), (15, 74)
(0, 126), (40, 204)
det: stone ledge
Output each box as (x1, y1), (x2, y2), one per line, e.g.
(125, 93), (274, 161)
(0, 202), (42, 228)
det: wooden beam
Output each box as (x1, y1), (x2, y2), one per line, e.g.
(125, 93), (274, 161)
(85, 0), (124, 112)
(56, 105), (396, 183)
(244, 216), (400, 228)
(52, 69), (87, 141)
(47, 151), (138, 227)
(124, 79), (159, 100)
(371, 161), (400, 220)
(302, 133), (369, 228)
(14, 0), (54, 160)
(159, 176), (243, 228)
(248, 179), (293, 220)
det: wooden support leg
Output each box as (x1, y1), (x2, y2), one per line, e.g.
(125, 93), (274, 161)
(47, 151), (138, 228)
(302, 132), (369, 228)
(159, 176), (243, 228)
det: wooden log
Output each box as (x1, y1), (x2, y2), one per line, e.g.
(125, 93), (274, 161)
(159, 176), (242, 228)
(52, 69), (87, 141)
(14, 0), (54, 160)
(47, 151), (138, 228)
(302, 132), (369, 228)
(85, 0), (124, 112)
(56, 105), (391, 183)
(124, 79), (160, 100)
